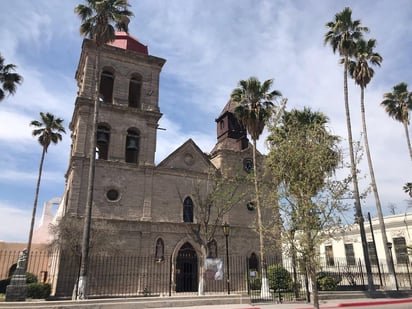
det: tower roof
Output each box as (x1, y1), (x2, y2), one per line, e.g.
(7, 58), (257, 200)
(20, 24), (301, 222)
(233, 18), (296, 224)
(107, 32), (148, 55)
(216, 100), (236, 121)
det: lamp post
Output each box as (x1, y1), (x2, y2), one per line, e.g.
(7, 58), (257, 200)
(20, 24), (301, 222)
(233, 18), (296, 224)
(387, 242), (398, 290)
(222, 222), (230, 295)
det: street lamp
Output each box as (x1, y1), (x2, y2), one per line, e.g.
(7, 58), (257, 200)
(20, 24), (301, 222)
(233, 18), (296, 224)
(387, 242), (399, 290)
(222, 222), (230, 295)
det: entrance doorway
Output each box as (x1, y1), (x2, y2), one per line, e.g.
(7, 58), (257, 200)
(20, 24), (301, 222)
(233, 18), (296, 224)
(176, 242), (198, 292)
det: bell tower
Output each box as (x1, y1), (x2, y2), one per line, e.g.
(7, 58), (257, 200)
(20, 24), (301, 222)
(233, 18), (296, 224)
(210, 100), (251, 172)
(64, 32), (166, 219)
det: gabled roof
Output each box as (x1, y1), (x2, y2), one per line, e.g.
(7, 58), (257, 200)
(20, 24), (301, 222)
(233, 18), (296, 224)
(157, 139), (215, 173)
(107, 32), (148, 55)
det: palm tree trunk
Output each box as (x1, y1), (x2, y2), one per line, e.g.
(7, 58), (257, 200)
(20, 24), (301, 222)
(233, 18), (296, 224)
(77, 44), (101, 300)
(402, 120), (412, 162)
(252, 139), (269, 297)
(343, 57), (374, 291)
(360, 86), (397, 289)
(26, 146), (47, 272)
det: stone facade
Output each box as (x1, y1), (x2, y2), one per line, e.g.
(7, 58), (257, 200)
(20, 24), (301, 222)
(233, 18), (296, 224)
(56, 33), (280, 295)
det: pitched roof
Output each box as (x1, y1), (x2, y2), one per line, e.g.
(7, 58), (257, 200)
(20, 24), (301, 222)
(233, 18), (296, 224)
(107, 32), (148, 55)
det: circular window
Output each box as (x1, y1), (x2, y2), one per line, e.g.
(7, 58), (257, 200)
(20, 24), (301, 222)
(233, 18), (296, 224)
(184, 153), (194, 166)
(106, 189), (120, 201)
(247, 201), (256, 211)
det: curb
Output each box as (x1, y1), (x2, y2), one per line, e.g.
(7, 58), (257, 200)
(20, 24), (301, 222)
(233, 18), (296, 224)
(297, 297), (412, 309)
(337, 297), (412, 307)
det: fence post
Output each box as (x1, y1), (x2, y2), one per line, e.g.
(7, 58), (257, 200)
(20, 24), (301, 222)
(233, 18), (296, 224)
(358, 259), (365, 289)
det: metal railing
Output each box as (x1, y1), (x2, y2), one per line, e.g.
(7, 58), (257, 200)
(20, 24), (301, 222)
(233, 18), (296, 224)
(2, 250), (412, 302)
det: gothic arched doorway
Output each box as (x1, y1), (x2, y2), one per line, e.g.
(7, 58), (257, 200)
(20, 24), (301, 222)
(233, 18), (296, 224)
(176, 242), (198, 292)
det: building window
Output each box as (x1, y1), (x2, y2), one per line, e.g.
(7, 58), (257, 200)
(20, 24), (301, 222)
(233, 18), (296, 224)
(325, 245), (334, 266)
(97, 125), (110, 160)
(183, 197), (194, 223)
(368, 242), (378, 265)
(243, 158), (253, 173)
(393, 237), (409, 264)
(248, 253), (259, 271)
(106, 189), (120, 201)
(345, 243), (356, 266)
(207, 239), (217, 258)
(99, 70), (114, 103)
(246, 201), (255, 211)
(155, 238), (164, 262)
(128, 75), (142, 108)
(125, 129), (139, 163)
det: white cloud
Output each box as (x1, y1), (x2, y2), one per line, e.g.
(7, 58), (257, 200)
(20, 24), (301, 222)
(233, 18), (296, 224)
(0, 204), (31, 242)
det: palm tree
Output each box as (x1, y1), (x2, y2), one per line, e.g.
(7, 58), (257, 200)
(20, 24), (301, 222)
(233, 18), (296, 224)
(404, 182), (412, 198)
(74, 0), (133, 299)
(231, 76), (282, 297)
(28, 112), (65, 267)
(324, 7), (374, 291)
(0, 53), (22, 101)
(381, 82), (412, 161)
(348, 38), (398, 289)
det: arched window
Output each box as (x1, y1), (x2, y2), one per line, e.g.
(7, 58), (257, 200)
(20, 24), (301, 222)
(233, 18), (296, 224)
(128, 75), (142, 108)
(97, 125), (110, 160)
(183, 197), (194, 223)
(155, 238), (164, 262)
(248, 252), (259, 271)
(99, 70), (114, 103)
(125, 128), (139, 163)
(207, 239), (217, 258)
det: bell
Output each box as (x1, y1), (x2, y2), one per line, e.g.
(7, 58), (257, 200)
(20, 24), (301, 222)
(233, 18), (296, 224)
(97, 132), (108, 144)
(127, 138), (138, 151)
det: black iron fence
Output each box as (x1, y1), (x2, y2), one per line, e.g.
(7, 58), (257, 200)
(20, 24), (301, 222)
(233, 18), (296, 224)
(2, 250), (412, 302)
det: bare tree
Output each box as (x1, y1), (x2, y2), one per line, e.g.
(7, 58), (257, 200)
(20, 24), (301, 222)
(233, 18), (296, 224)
(177, 169), (249, 295)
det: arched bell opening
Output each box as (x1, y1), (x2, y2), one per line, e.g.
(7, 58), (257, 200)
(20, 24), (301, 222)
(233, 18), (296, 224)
(125, 128), (139, 163)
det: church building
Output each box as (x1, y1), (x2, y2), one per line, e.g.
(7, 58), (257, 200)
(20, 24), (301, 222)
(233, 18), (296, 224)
(54, 32), (279, 296)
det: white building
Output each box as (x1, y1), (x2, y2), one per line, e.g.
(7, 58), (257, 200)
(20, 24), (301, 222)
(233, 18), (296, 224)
(319, 212), (412, 268)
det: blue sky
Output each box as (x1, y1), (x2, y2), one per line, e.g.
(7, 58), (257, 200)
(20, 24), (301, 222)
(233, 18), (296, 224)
(1, 0), (411, 242)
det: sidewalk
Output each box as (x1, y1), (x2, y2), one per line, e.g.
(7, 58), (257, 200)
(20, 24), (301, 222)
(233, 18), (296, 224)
(1, 296), (412, 309)
(150, 297), (412, 309)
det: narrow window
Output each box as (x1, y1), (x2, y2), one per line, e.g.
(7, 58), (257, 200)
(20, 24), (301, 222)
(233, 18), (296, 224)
(183, 197), (193, 223)
(367, 242), (378, 265)
(325, 245), (334, 266)
(344, 243), (355, 266)
(125, 129), (139, 163)
(248, 253), (259, 271)
(128, 76), (142, 108)
(96, 125), (110, 160)
(393, 237), (408, 264)
(207, 239), (217, 258)
(99, 71), (114, 103)
(155, 238), (164, 262)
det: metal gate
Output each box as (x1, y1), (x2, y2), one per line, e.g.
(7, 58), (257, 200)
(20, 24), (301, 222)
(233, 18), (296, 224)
(176, 242), (198, 292)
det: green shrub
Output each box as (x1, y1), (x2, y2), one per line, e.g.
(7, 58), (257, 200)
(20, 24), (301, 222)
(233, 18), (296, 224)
(249, 276), (261, 290)
(27, 283), (51, 299)
(26, 272), (38, 284)
(317, 275), (338, 291)
(267, 264), (292, 291)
